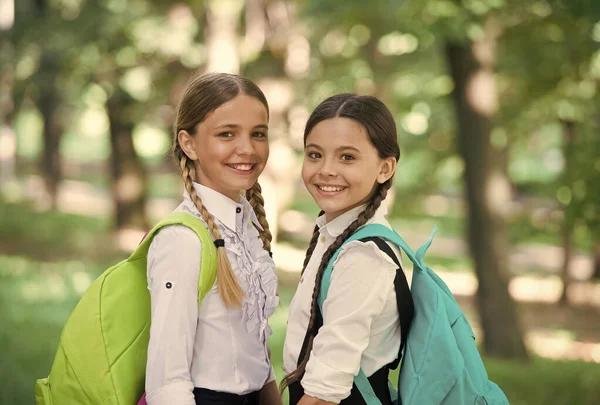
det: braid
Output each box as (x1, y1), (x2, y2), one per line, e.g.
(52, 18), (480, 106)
(301, 212), (323, 275)
(280, 181), (392, 394)
(180, 156), (244, 307)
(246, 181), (272, 252)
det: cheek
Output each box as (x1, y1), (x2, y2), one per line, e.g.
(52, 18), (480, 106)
(200, 138), (225, 159)
(349, 164), (378, 188)
(301, 161), (312, 185)
(259, 143), (270, 162)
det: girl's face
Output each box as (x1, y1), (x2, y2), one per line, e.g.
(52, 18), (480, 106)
(302, 117), (395, 222)
(179, 95), (269, 202)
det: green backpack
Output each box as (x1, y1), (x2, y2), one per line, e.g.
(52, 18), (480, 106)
(318, 224), (509, 405)
(35, 212), (217, 405)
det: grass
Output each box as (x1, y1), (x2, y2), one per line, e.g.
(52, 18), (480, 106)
(1, 200), (599, 404)
(3, 254), (599, 405)
(0, 201), (115, 261)
(0, 256), (112, 405)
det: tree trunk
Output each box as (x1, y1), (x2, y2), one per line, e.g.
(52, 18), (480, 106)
(559, 120), (576, 303)
(242, 0), (266, 60)
(257, 0), (297, 244)
(0, 42), (16, 188)
(106, 89), (148, 231)
(593, 242), (600, 279)
(205, 0), (243, 74)
(445, 21), (529, 359)
(559, 221), (573, 305)
(37, 53), (64, 209)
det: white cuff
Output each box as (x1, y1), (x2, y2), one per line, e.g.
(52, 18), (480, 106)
(302, 354), (354, 404)
(267, 365), (276, 383)
(146, 380), (196, 405)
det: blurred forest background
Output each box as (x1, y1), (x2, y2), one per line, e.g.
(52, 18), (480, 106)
(1, 0), (600, 404)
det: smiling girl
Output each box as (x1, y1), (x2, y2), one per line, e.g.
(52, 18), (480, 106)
(144, 73), (280, 405)
(282, 93), (403, 405)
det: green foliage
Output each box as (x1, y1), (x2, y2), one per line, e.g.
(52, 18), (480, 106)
(483, 357), (600, 405)
(0, 201), (125, 263)
(1, 199), (599, 404)
(3, 254), (598, 405)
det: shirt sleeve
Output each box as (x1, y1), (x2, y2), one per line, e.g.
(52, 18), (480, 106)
(145, 225), (202, 405)
(301, 241), (397, 403)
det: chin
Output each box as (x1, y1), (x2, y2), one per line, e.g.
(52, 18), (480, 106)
(317, 202), (347, 216)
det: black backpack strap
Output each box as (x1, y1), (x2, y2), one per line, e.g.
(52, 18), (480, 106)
(360, 237), (414, 370)
(297, 305), (323, 367)
(297, 237), (414, 371)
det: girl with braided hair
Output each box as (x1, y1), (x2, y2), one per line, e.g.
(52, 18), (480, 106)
(145, 72), (280, 405)
(282, 94), (402, 405)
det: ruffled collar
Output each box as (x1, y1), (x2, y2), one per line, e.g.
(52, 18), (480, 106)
(183, 182), (263, 232)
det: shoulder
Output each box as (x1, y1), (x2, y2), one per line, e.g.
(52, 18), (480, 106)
(331, 237), (398, 280)
(147, 224), (205, 284)
(149, 224), (202, 255)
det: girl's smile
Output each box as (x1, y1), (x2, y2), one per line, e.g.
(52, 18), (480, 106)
(302, 117), (394, 222)
(225, 162), (258, 174)
(178, 95), (270, 202)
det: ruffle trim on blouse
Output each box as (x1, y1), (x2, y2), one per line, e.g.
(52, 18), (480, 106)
(220, 225), (279, 341)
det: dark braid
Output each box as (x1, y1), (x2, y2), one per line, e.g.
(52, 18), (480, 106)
(280, 93), (399, 395)
(301, 211), (324, 275)
(280, 181), (392, 394)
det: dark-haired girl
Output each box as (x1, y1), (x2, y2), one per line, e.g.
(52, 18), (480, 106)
(282, 94), (403, 405)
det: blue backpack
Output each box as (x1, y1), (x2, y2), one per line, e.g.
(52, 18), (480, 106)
(318, 224), (509, 405)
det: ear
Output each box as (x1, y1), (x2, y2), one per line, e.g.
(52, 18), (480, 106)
(377, 157), (396, 184)
(178, 130), (198, 161)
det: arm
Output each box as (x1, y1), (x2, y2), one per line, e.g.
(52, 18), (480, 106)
(145, 226), (201, 405)
(301, 242), (395, 404)
(259, 380), (283, 405)
(297, 394), (336, 405)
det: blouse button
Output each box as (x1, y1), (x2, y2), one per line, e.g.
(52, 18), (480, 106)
(319, 236), (326, 243)
(236, 207), (242, 214)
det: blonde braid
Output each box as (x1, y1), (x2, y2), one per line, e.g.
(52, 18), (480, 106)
(246, 181), (272, 252)
(180, 156), (244, 308)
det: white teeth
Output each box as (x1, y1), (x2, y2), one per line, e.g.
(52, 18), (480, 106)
(230, 164), (253, 171)
(319, 185), (344, 192)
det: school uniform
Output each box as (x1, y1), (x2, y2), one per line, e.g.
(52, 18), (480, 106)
(283, 203), (402, 405)
(145, 182), (279, 405)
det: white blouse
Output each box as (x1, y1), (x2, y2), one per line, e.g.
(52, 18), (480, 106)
(283, 203), (402, 404)
(145, 183), (278, 405)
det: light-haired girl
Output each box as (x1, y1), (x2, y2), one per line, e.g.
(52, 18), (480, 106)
(145, 72), (280, 405)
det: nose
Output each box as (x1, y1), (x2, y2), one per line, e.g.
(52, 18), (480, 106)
(236, 134), (256, 156)
(319, 158), (337, 177)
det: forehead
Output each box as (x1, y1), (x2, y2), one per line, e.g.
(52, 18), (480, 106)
(306, 117), (372, 148)
(204, 95), (268, 126)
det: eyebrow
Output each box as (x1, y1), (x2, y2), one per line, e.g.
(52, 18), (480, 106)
(215, 123), (269, 130)
(305, 143), (361, 153)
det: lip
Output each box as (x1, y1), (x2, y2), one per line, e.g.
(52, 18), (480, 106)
(225, 163), (257, 174)
(314, 183), (347, 196)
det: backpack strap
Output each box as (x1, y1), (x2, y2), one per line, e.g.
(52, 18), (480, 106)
(318, 224), (436, 405)
(128, 212), (218, 304)
(358, 237), (413, 371)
